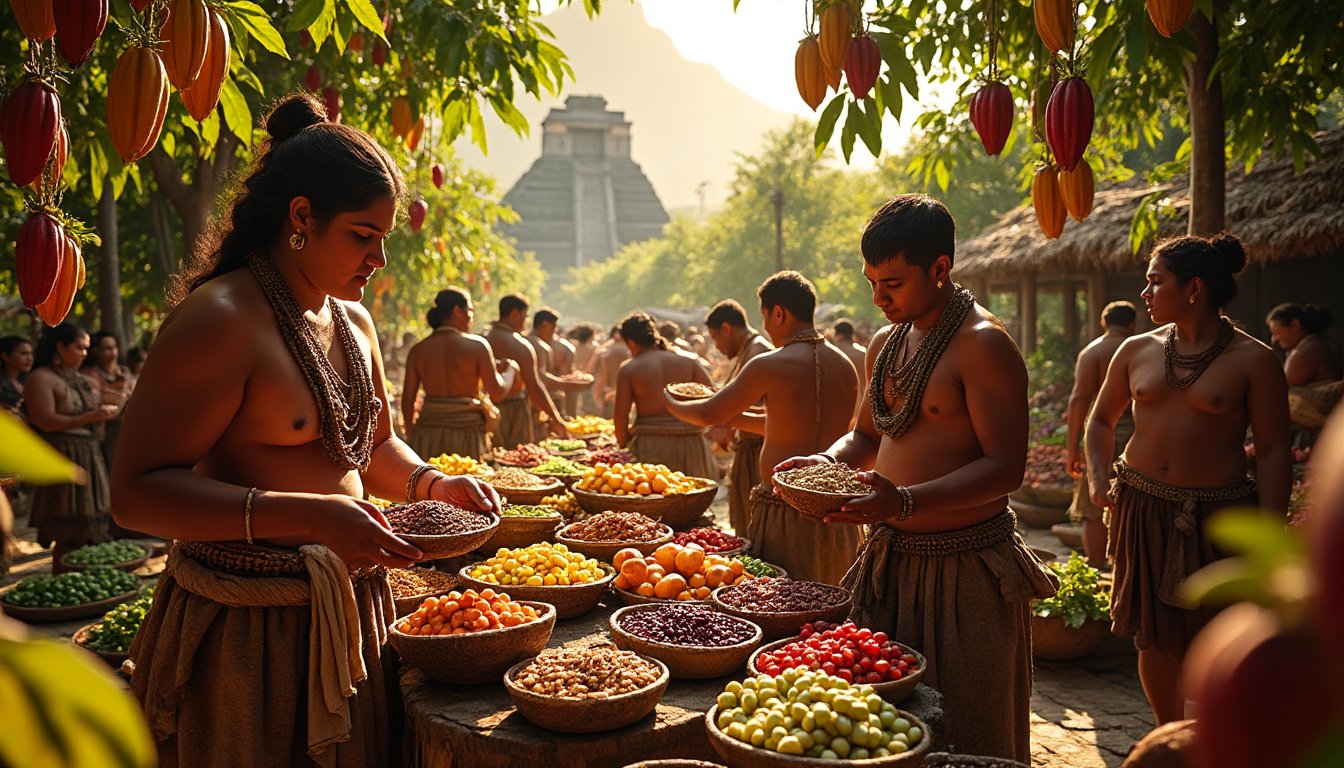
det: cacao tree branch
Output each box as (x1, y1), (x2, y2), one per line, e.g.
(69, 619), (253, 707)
(146, 146), (192, 215)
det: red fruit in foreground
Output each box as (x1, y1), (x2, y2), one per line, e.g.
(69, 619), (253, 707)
(408, 199), (427, 232)
(12, 0), (57, 42)
(1308, 420), (1344, 660)
(17, 212), (66, 308)
(52, 0), (108, 67)
(107, 46), (170, 163)
(431, 163), (445, 189)
(35, 232), (81, 327)
(843, 35), (880, 101)
(322, 86), (340, 121)
(1045, 77), (1094, 172)
(969, 81), (1013, 157)
(1, 79), (62, 186)
(305, 65), (321, 92)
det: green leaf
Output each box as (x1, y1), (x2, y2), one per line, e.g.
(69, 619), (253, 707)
(840, 101), (859, 162)
(224, 1), (289, 58)
(343, 0), (386, 40)
(932, 157), (950, 191)
(306, 0), (337, 49)
(286, 0), (326, 32)
(855, 98), (882, 156)
(0, 413), (81, 483)
(814, 95), (845, 157)
(218, 77), (252, 147)
(87, 141), (109, 204)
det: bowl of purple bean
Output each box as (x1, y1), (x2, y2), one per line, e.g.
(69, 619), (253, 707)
(609, 603), (764, 679)
(710, 578), (853, 641)
(385, 500), (500, 561)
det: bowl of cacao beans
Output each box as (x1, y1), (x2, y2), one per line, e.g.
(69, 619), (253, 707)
(609, 603), (763, 679)
(385, 500), (500, 561)
(711, 578), (853, 641)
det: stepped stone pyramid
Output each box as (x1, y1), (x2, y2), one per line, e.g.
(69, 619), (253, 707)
(501, 95), (669, 277)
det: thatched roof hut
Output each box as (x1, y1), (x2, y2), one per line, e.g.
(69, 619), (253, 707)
(955, 130), (1344, 354)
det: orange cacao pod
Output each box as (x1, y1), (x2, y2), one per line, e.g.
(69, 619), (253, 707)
(35, 231), (80, 326)
(1057, 161), (1094, 220)
(391, 97), (412, 139)
(11, 0), (56, 43)
(406, 117), (424, 152)
(70, 233), (84, 289)
(160, 0), (210, 90)
(794, 36), (827, 111)
(107, 46), (170, 163)
(180, 8), (230, 122)
(17, 211), (65, 308)
(1033, 0), (1074, 54)
(818, 3), (852, 71)
(1032, 166), (1067, 240)
(1, 79), (62, 187)
(52, 0), (107, 67)
(823, 60), (841, 92)
(1146, 0), (1194, 37)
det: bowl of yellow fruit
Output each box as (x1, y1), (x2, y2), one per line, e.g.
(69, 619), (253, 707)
(571, 462), (718, 530)
(458, 541), (616, 619)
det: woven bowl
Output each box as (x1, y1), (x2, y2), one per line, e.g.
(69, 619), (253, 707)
(710, 584), (853, 641)
(398, 509), (501, 561)
(483, 513), (563, 551)
(665, 383), (716, 402)
(534, 472), (582, 490)
(623, 762), (725, 768)
(735, 560), (789, 580)
(71, 622), (130, 669)
(503, 653), (670, 733)
(493, 478), (566, 505)
(1, 589), (141, 624)
(921, 754), (1029, 768)
(671, 532), (752, 558)
(771, 476), (864, 522)
(705, 705), (931, 767)
(747, 636), (926, 704)
(609, 604), (763, 679)
(571, 480), (718, 530)
(60, 543), (151, 573)
(554, 521), (674, 561)
(614, 585), (713, 607)
(458, 563), (617, 619)
(388, 601), (556, 684)
(388, 568), (461, 617)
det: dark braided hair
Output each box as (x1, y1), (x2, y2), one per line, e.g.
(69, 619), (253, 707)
(619, 312), (668, 350)
(1152, 232), (1247, 309)
(171, 93), (404, 305)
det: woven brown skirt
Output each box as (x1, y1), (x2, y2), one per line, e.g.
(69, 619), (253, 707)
(1069, 412), (1134, 522)
(727, 434), (763, 534)
(1107, 461), (1257, 657)
(745, 483), (862, 586)
(493, 397), (534, 451)
(628, 415), (717, 478)
(408, 407), (490, 461)
(29, 431), (111, 548)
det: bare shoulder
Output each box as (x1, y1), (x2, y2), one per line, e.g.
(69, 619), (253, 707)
(158, 271), (265, 352)
(1230, 326), (1281, 369)
(961, 304), (1021, 357)
(865, 324), (896, 356)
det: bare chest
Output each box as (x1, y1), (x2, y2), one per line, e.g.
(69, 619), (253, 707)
(1130, 353), (1245, 415)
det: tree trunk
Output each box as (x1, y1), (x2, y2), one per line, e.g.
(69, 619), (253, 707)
(146, 132), (239, 263)
(1184, 10), (1226, 235)
(96, 177), (126, 343)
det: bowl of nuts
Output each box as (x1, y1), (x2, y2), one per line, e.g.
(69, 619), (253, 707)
(747, 620), (926, 704)
(385, 500), (501, 561)
(772, 463), (870, 521)
(665, 382), (716, 402)
(458, 542), (617, 619)
(488, 467), (566, 505)
(555, 511), (675, 561)
(389, 590), (556, 685)
(609, 603), (763, 679)
(503, 646), (670, 733)
(386, 567), (462, 616)
(711, 579), (853, 641)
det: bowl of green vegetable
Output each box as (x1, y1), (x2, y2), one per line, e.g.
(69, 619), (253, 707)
(531, 456), (587, 489)
(481, 505), (564, 550)
(61, 540), (150, 573)
(1031, 553), (1112, 661)
(72, 588), (154, 668)
(0, 567), (142, 623)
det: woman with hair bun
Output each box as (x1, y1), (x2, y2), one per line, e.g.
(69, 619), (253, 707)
(1086, 232), (1291, 725)
(111, 93), (500, 767)
(1266, 302), (1341, 387)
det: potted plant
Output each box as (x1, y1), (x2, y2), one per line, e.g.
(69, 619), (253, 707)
(1032, 553), (1112, 660)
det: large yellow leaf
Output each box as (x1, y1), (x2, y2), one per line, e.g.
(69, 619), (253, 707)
(0, 412), (82, 484)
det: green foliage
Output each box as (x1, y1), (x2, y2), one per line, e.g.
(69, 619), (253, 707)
(1033, 553), (1111, 628)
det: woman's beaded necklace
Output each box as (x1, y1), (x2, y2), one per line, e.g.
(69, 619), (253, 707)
(1164, 316), (1235, 390)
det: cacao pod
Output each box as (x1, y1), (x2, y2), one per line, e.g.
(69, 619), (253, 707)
(818, 3), (852, 71)
(180, 8), (230, 122)
(391, 97), (412, 139)
(348, 31), (364, 53)
(70, 234), (84, 289)
(35, 230), (80, 326)
(130, 0), (151, 9)
(372, 40), (388, 67)
(107, 46), (170, 163)
(431, 163), (445, 189)
(299, 29), (311, 48)
(794, 36), (827, 111)
(823, 60), (841, 92)
(322, 86), (340, 122)
(383, 12), (393, 35)
(1057, 161), (1094, 220)
(843, 34), (880, 101)
(160, 0), (210, 91)
(1033, 0), (1074, 54)
(304, 65), (321, 92)
(11, 0), (56, 43)
(16, 211), (65, 308)
(1030, 78), (1052, 140)
(1, 79), (62, 187)
(1045, 76), (1093, 172)
(400, 60), (412, 81)
(968, 81), (1013, 157)
(1032, 166), (1067, 240)
(52, 0), (107, 67)
(406, 117), (424, 152)
(1146, 0), (1195, 37)
(409, 199), (428, 233)
(31, 118), (68, 193)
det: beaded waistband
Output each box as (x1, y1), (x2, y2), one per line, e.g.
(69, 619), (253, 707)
(177, 540), (374, 580)
(871, 510), (1017, 557)
(1113, 460), (1256, 503)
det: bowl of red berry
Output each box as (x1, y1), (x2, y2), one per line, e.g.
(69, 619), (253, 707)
(671, 527), (750, 557)
(746, 620), (926, 704)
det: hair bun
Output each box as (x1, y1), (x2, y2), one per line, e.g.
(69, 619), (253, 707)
(1210, 232), (1247, 274)
(266, 93), (327, 142)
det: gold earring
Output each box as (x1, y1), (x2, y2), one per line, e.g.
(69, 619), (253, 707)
(937, 280), (944, 289)
(1188, 295), (1196, 305)
(289, 231), (306, 250)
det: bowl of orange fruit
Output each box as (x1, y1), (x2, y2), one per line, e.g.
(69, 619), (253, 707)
(612, 542), (756, 606)
(387, 589), (557, 685)
(571, 462), (718, 530)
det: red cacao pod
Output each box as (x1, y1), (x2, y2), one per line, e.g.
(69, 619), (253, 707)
(1032, 166), (1067, 240)
(969, 81), (1013, 157)
(409, 199), (427, 233)
(180, 8), (230, 122)
(371, 40), (388, 67)
(16, 211), (65, 308)
(70, 233), (84, 289)
(107, 46), (170, 163)
(35, 230), (80, 326)
(160, 0), (210, 91)
(322, 86), (340, 122)
(11, 0), (56, 43)
(1045, 76), (1093, 172)
(299, 29), (311, 48)
(305, 64), (321, 92)
(391, 96), (412, 139)
(1033, 0), (1075, 54)
(31, 118), (68, 193)
(431, 163), (445, 189)
(1, 79), (61, 187)
(52, 0), (107, 67)
(794, 37), (827, 111)
(406, 117), (424, 152)
(348, 31), (364, 53)
(818, 3), (851, 71)
(843, 34), (880, 101)
(1146, 0), (1195, 37)
(1057, 161), (1094, 220)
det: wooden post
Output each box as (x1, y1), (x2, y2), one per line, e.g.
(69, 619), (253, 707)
(1063, 281), (1079, 353)
(1020, 275), (1037, 355)
(1087, 272), (1106, 334)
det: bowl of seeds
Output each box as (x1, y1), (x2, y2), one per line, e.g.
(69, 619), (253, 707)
(387, 567), (462, 616)
(555, 511), (675, 561)
(772, 463), (871, 520)
(665, 382), (716, 402)
(503, 646), (670, 733)
(385, 500), (500, 561)
(609, 603), (763, 679)
(484, 505), (565, 550)
(711, 578), (853, 640)
(488, 467), (566, 505)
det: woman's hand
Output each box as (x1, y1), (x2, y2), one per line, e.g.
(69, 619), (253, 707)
(299, 494), (423, 569)
(427, 474), (502, 514)
(823, 470), (901, 525)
